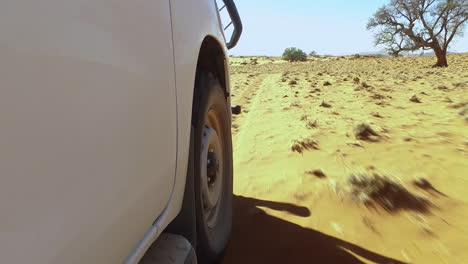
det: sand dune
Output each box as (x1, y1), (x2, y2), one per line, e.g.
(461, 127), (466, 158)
(223, 54), (468, 264)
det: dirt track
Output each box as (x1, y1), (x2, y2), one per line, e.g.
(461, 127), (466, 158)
(222, 54), (468, 264)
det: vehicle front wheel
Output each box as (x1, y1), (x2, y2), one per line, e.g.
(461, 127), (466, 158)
(192, 73), (233, 263)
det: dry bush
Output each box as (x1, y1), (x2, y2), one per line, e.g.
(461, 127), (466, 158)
(346, 173), (432, 213)
(290, 102), (301, 108)
(361, 82), (372, 89)
(452, 82), (466, 88)
(354, 122), (380, 141)
(436, 85), (449, 91)
(459, 106), (468, 122)
(450, 101), (468, 109)
(410, 95), (422, 103)
(320, 100), (332, 108)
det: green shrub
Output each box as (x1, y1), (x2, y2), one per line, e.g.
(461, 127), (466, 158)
(309, 51), (318, 57)
(282, 47), (307, 62)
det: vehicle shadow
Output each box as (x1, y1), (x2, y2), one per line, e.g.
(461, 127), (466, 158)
(222, 195), (407, 264)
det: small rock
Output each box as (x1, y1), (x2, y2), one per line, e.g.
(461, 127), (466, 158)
(323, 81), (332, 86)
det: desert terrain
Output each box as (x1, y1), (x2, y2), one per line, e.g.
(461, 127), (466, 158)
(222, 54), (468, 264)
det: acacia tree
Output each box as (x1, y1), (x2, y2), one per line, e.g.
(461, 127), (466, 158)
(367, 0), (468, 67)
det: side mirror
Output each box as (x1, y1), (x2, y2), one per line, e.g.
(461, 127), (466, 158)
(218, 0), (243, 49)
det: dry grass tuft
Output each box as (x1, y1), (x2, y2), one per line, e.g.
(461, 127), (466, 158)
(346, 172), (432, 213)
(306, 119), (319, 129)
(291, 138), (319, 153)
(305, 169), (326, 178)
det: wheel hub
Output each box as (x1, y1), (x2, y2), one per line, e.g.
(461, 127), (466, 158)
(200, 119), (224, 228)
(207, 150), (219, 185)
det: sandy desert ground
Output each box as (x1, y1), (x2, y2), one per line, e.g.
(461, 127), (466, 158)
(222, 54), (468, 264)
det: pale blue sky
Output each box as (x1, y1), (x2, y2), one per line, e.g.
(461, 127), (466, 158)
(228, 0), (468, 56)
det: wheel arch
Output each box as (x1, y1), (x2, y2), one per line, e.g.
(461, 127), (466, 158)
(195, 35), (230, 98)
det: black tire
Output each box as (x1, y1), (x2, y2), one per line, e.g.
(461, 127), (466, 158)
(192, 73), (233, 263)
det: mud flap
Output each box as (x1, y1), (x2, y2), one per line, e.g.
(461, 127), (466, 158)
(138, 233), (197, 264)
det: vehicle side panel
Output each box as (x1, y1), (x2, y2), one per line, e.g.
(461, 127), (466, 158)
(0, 0), (177, 263)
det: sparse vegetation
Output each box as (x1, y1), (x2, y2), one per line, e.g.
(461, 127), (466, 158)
(227, 53), (467, 263)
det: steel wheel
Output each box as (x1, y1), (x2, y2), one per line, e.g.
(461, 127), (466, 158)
(192, 73), (233, 263)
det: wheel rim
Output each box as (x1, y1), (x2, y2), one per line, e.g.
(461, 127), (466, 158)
(200, 109), (224, 229)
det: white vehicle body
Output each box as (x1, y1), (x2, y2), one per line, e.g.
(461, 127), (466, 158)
(0, 0), (236, 263)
